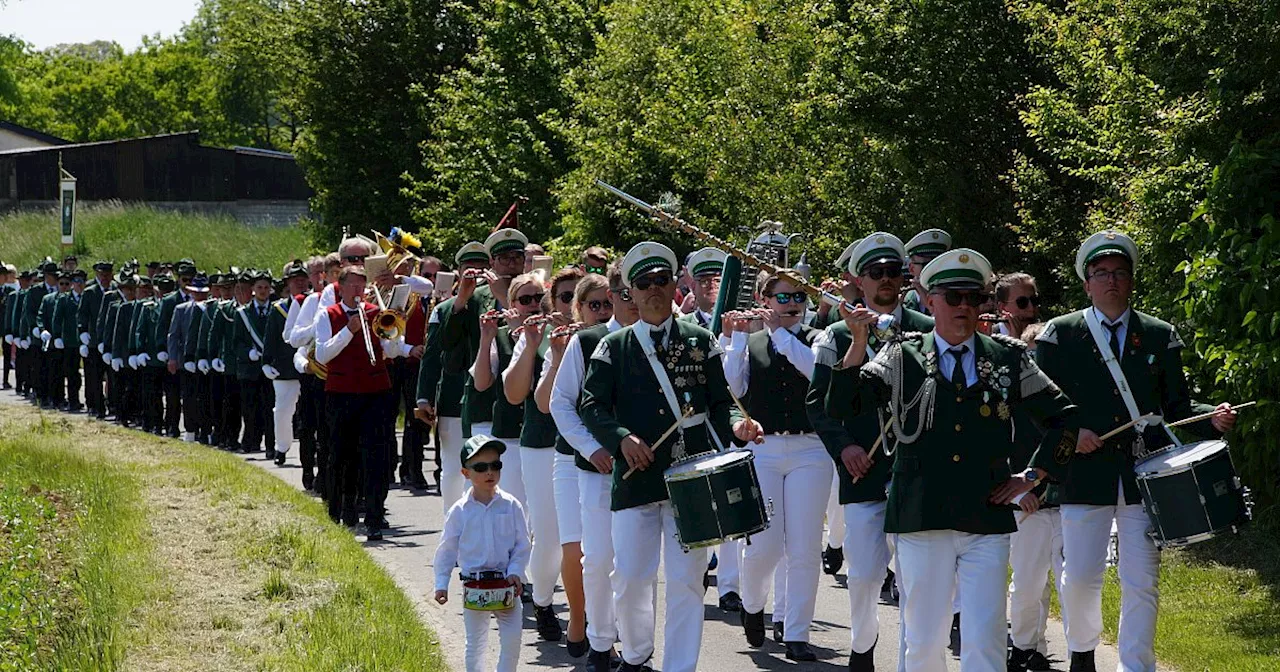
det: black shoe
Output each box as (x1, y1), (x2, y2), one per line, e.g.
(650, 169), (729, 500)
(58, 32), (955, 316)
(741, 609), (765, 647)
(785, 641), (817, 661)
(365, 526), (382, 541)
(881, 568), (899, 603)
(521, 583), (534, 604)
(617, 663), (652, 672)
(567, 636), (589, 658)
(1008, 646), (1031, 671)
(773, 621), (784, 643)
(949, 613), (961, 653)
(719, 590), (742, 613)
(274, 452), (286, 466)
(534, 604), (563, 641)
(1069, 650), (1097, 672)
(823, 545), (844, 575)
(302, 471), (315, 491)
(708, 551), (718, 571)
(587, 649), (613, 672)
(702, 570), (711, 595)
(848, 641), (875, 672)
(266, 448), (277, 460)
(1024, 650), (1052, 671)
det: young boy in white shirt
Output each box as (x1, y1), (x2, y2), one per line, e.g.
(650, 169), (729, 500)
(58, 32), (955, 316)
(434, 435), (531, 672)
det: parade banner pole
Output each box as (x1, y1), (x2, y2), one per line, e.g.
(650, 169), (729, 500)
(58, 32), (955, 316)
(58, 153), (77, 251)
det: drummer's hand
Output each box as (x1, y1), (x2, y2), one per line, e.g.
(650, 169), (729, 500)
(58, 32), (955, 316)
(588, 448), (614, 474)
(620, 434), (653, 472)
(733, 419), (764, 444)
(1211, 402), (1238, 433)
(990, 477), (1036, 505)
(434, 590), (448, 605)
(1018, 493), (1041, 515)
(1076, 428), (1103, 454)
(840, 444), (872, 480)
(506, 575), (523, 596)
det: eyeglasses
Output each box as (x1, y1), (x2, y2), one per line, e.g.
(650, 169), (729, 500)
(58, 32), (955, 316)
(495, 251), (524, 263)
(585, 265), (606, 275)
(632, 273), (672, 291)
(1014, 295), (1040, 309)
(765, 291), (807, 305)
(611, 287), (633, 302)
(694, 275), (721, 288)
(343, 255), (367, 263)
(1088, 269), (1132, 283)
(557, 291), (576, 305)
(930, 289), (988, 308)
(587, 299), (613, 313)
(516, 292), (545, 306)
(862, 265), (903, 281)
(468, 460), (503, 473)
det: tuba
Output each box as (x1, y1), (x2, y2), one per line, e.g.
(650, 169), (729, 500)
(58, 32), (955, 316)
(369, 227), (423, 340)
(304, 344), (329, 380)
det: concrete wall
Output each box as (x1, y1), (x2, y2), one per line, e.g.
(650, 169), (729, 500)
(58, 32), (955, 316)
(0, 199), (313, 227)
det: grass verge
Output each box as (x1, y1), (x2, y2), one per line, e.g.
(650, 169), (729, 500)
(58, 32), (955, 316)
(0, 201), (314, 273)
(0, 404), (444, 671)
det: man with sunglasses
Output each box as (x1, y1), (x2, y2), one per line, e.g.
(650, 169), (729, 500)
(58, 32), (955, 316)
(1035, 231), (1237, 672)
(994, 273), (1040, 339)
(901, 228), (952, 317)
(826, 247), (1078, 672)
(580, 246), (610, 276)
(580, 242), (740, 672)
(808, 233), (935, 670)
(678, 247), (728, 329)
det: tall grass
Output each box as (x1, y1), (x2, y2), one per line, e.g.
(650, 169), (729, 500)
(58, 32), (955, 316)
(0, 201), (315, 273)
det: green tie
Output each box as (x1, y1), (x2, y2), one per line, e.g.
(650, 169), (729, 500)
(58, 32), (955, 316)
(949, 346), (969, 388)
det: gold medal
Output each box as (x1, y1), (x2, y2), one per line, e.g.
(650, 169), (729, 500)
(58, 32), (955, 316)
(997, 401), (1011, 421)
(979, 404), (992, 417)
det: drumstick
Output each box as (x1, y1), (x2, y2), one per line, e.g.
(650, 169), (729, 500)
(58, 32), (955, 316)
(1017, 493), (1045, 524)
(1098, 412), (1162, 441)
(1165, 401), (1256, 429)
(623, 408), (693, 480)
(851, 416), (894, 484)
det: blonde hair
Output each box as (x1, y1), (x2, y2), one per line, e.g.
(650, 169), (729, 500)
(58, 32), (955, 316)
(508, 271), (548, 311)
(573, 274), (610, 322)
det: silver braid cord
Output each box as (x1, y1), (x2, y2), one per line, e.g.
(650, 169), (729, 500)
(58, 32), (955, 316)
(886, 340), (934, 445)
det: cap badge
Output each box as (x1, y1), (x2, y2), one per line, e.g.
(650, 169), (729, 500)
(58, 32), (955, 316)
(876, 236), (886, 243)
(931, 233), (939, 239)
(1105, 232), (1117, 240)
(958, 254), (970, 263)
(641, 246), (650, 255)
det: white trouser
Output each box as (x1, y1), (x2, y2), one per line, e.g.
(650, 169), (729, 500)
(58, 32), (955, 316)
(489, 434), (525, 511)
(716, 538), (741, 596)
(553, 452), (583, 544)
(580, 469), (616, 653)
(271, 379), (301, 456)
(520, 447), (561, 607)
(741, 434), (832, 642)
(826, 470), (845, 549)
(772, 563), (786, 624)
(845, 500), (891, 654)
(1062, 484), (1159, 672)
(896, 530), (1010, 672)
(438, 417), (466, 513)
(1009, 507), (1065, 652)
(612, 501), (708, 672)
(463, 605), (522, 672)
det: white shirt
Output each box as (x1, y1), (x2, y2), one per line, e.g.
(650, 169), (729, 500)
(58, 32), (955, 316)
(934, 332), (979, 387)
(433, 487), (531, 591)
(722, 324), (815, 398)
(550, 317), (622, 461)
(289, 292), (322, 348)
(401, 274), (435, 297)
(502, 326), (552, 392)
(314, 301), (364, 365)
(1093, 306), (1131, 359)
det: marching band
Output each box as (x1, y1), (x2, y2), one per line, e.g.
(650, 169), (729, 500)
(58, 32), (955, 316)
(0, 210), (1246, 672)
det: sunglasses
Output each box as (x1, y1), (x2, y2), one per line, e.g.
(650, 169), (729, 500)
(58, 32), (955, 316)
(862, 265), (903, 281)
(495, 251), (524, 263)
(930, 289), (988, 308)
(343, 255), (368, 263)
(585, 265), (606, 275)
(557, 291), (576, 304)
(587, 299), (613, 313)
(1014, 295), (1040, 309)
(765, 291), (807, 305)
(611, 287), (633, 302)
(516, 292), (545, 306)
(467, 460), (503, 473)
(632, 273), (672, 291)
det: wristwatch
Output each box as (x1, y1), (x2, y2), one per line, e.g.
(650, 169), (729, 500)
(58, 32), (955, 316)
(1021, 468), (1041, 484)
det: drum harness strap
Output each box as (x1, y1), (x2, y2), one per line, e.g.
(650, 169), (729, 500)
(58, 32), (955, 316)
(1082, 308), (1180, 457)
(637, 327), (726, 461)
(237, 306), (267, 352)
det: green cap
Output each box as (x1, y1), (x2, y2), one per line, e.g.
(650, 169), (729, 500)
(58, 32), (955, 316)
(461, 434), (507, 465)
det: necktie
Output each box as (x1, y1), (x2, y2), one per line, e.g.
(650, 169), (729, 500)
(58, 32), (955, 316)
(948, 346), (969, 388)
(651, 328), (665, 350)
(1104, 321), (1123, 359)
(258, 305), (266, 319)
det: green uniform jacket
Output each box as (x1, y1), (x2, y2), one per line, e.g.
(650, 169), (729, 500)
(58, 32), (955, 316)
(464, 326), (516, 439)
(37, 291), (59, 342)
(214, 300), (241, 377)
(52, 292), (82, 346)
(580, 319), (734, 511)
(233, 301), (270, 381)
(417, 299), (466, 417)
(1035, 309), (1217, 506)
(262, 298), (299, 381)
(438, 286), (500, 418)
(153, 291), (181, 360)
(131, 299), (163, 366)
(79, 282), (112, 346)
(184, 302), (208, 364)
(110, 300), (136, 361)
(196, 300), (218, 363)
(1, 287), (19, 340)
(829, 331), (1077, 535)
(95, 289), (123, 352)
(20, 283), (52, 339)
(808, 307), (934, 504)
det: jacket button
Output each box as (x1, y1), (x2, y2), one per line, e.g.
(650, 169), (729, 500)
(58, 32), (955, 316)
(956, 396), (963, 403)
(954, 424), (962, 432)
(1113, 389), (1119, 396)
(952, 454), (961, 462)
(658, 409), (666, 416)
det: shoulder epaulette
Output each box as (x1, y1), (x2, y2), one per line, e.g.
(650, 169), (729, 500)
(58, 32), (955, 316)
(989, 332), (1028, 349)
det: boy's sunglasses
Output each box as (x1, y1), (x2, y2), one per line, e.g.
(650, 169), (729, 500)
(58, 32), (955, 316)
(587, 299), (613, 312)
(765, 291), (807, 305)
(632, 273), (672, 291)
(468, 460), (503, 473)
(516, 293), (545, 306)
(862, 265), (902, 281)
(1014, 295), (1040, 309)
(930, 289), (988, 308)
(585, 265), (606, 275)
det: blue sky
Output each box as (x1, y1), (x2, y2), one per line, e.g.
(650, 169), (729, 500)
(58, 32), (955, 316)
(0, 0), (201, 51)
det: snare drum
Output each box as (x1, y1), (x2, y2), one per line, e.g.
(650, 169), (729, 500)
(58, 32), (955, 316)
(462, 577), (516, 611)
(665, 450), (769, 550)
(1134, 439), (1251, 548)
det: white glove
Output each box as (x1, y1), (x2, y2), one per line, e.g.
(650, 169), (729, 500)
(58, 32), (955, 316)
(139, 353), (151, 367)
(380, 338), (401, 359)
(293, 348), (309, 374)
(32, 327), (40, 337)
(262, 364), (280, 380)
(112, 358), (122, 372)
(184, 361), (197, 374)
(54, 338), (65, 349)
(79, 332), (90, 345)
(40, 330), (51, 343)
(97, 342), (105, 354)
(248, 347), (261, 362)
(19, 339), (29, 350)
(103, 352), (113, 365)
(157, 351), (168, 362)
(4, 334), (12, 344)
(128, 355), (139, 369)
(79, 345), (89, 358)
(197, 359), (210, 374)
(212, 358), (225, 373)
